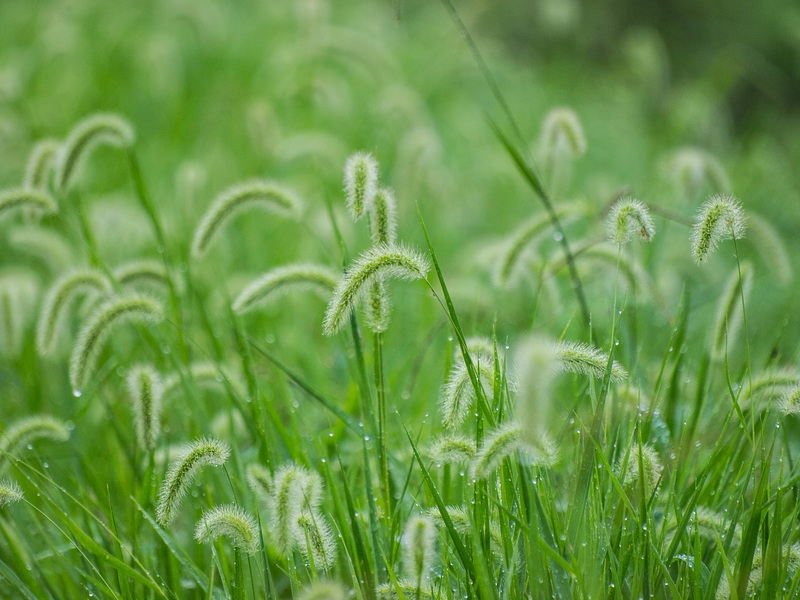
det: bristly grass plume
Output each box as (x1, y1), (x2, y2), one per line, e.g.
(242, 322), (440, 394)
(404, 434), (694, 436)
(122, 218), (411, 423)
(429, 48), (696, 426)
(0, 415), (70, 460)
(322, 243), (429, 335)
(195, 504), (260, 555)
(233, 263), (339, 314)
(0, 480), (24, 507)
(691, 194), (747, 264)
(156, 438), (230, 527)
(343, 151), (378, 221)
(126, 364), (163, 452)
(607, 197), (655, 245)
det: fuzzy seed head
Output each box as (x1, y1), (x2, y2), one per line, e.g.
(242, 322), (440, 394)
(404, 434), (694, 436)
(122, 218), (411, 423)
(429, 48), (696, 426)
(427, 434), (476, 464)
(343, 151), (378, 221)
(233, 263), (339, 315)
(8, 226), (75, 274)
(0, 415), (70, 459)
(691, 195), (747, 264)
(322, 243), (429, 336)
(668, 147), (730, 199)
(370, 186), (397, 245)
(195, 504), (260, 555)
(778, 386), (800, 416)
(191, 179), (303, 258)
(0, 188), (58, 222)
(37, 268), (111, 357)
(607, 198), (655, 245)
(539, 107), (587, 159)
(246, 463), (273, 505)
(24, 139), (60, 191)
(401, 514), (436, 585)
(114, 260), (172, 293)
(299, 580), (347, 600)
(440, 360), (495, 429)
(156, 438), (230, 527)
(126, 364), (163, 452)
(296, 510), (338, 572)
(268, 464), (323, 555)
(470, 422), (525, 479)
(364, 279), (391, 333)
(0, 480), (24, 507)
(618, 443), (662, 497)
(555, 341), (628, 382)
(55, 113), (135, 192)
(69, 294), (163, 395)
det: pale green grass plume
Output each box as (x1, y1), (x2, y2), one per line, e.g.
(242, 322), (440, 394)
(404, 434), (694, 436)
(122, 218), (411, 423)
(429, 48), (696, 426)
(113, 259), (173, 293)
(296, 510), (338, 572)
(716, 544), (800, 600)
(666, 147), (730, 199)
(0, 188), (58, 222)
(69, 294), (163, 395)
(690, 194), (747, 264)
(126, 364), (163, 452)
(343, 151), (378, 221)
(440, 359), (495, 429)
(747, 212), (792, 285)
(778, 386), (800, 416)
(470, 421), (526, 479)
(299, 580), (347, 600)
(376, 582), (434, 600)
(8, 226), (75, 274)
(538, 107), (587, 159)
(246, 463), (272, 504)
(427, 434), (476, 464)
(617, 443), (662, 496)
(606, 197), (655, 245)
(37, 268), (110, 356)
(156, 438), (230, 527)
(369, 186), (397, 246)
(191, 179), (303, 258)
(233, 263), (339, 314)
(54, 113), (135, 192)
(23, 138), (60, 191)
(401, 514), (436, 586)
(0, 479), (23, 507)
(322, 243), (429, 335)
(195, 504), (260, 555)
(555, 340), (628, 381)
(0, 415), (69, 460)
(662, 507), (741, 550)
(0, 285), (23, 359)
(268, 463), (322, 555)
(514, 335), (558, 443)
(364, 279), (391, 333)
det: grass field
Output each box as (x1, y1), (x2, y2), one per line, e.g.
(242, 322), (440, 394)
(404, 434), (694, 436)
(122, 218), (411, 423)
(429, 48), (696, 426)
(2, 1), (800, 598)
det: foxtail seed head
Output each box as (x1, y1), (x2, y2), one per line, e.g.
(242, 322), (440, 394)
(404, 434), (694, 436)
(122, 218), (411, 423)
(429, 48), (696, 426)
(470, 421), (525, 479)
(364, 279), (391, 333)
(778, 386), (800, 416)
(427, 434), (476, 464)
(0, 479), (23, 507)
(24, 139), (60, 191)
(8, 226), (75, 274)
(233, 263), (339, 315)
(69, 294), (163, 395)
(618, 443), (662, 497)
(55, 113), (135, 192)
(299, 581), (347, 600)
(0, 415), (70, 459)
(401, 514), (435, 585)
(126, 364), (163, 452)
(440, 359), (495, 429)
(296, 510), (338, 572)
(246, 463), (273, 505)
(555, 341), (627, 382)
(539, 107), (587, 159)
(37, 268), (111, 357)
(0, 188), (58, 222)
(191, 179), (303, 258)
(690, 195), (746, 264)
(114, 260), (173, 293)
(156, 438), (230, 527)
(343, 151), (378, 221)
(322, 243), (429, 336)
(667, 147), (730, 199)
(268, 463), (322, 555)
(370, 186), (397, 246)
(195, 504), (260, 555)
(607, 198), (655, 245)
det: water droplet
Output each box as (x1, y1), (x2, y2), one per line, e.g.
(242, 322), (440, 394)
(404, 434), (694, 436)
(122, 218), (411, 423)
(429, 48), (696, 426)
(73, 389), (82, 397)
(553, 231), (564, 242)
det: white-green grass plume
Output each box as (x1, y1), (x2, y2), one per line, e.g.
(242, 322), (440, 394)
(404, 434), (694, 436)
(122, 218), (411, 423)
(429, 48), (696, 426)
(233, 263), (339, 315)
(191, 179), (303, 258)
(0, 188), (58, 222)
(195, 504), (260, 555)
(401, 514), (436, 586)
(268, 463), (322, 555)
(343, 151), (378, 221)
(54, 113), (135, 192)
(156, 438), (230, 527)
(0, 415), (70, 460)
(295, 509), (338, 572)
(427, 433), (476, 464)
(607, 197), (655, 245)
(37, 268), (111, 357)
(691, 194), (747, 264)
(126, 364), (163, 452)
(322, 243), (429, 335)
(23, 138), (60, 191)
(555, 340), (628, 382)
(69, 294), (163, 395)
(0, 479), (24, 508)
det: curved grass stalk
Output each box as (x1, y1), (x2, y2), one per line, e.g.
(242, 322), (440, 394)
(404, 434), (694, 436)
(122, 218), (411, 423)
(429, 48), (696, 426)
(156, 438), (230, 526)
(37, 268), (111, 356)
(69, 294), (163, 394)
(232, 263), (338, 315)
(195, 504), (260, 555)
(711, 262), (752, 360)
(191, 179), (303, 257)
(0, 415), (70, 459)
(322, 243), (430, 336)
(54, 113), (135, 192)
